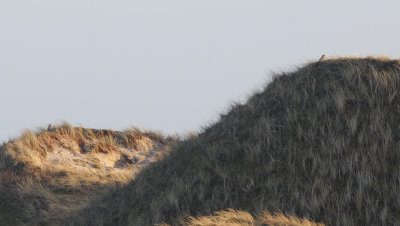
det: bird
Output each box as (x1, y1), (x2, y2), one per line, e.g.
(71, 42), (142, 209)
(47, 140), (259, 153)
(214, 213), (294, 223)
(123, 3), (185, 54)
(47, 123), (56, 132)
(319, 55), (327, 61)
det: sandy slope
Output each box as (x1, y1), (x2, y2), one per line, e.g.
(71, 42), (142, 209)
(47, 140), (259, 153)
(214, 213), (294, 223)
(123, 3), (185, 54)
(0, 124), (174, 225)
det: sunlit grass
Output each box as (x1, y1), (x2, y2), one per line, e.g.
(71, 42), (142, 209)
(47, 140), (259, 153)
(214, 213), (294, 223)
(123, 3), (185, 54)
(0, 123), (174, 224)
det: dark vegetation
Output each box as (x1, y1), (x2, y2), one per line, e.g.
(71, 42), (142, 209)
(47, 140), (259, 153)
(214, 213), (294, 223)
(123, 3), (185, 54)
(2, 57), (400, 225)
(69, 57), (400, 225)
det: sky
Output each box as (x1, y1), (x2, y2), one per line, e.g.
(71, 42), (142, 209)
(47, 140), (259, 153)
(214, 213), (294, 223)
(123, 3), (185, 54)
(1, 1), (400, 142)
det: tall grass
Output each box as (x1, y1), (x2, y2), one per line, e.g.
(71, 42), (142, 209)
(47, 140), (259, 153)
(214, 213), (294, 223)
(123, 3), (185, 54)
(69, 57), (400, 225)
(0, 123), (173, 225)
(176, 209), (324, 226)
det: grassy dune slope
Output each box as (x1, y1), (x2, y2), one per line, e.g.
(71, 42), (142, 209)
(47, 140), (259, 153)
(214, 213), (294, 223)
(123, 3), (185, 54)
(0, 123), (174, 225)
(70, 57), (400, 225)
(177, 209), (323, 226)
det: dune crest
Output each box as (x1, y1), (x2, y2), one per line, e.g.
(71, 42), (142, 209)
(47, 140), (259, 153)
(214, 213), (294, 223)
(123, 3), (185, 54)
(0, 123), (174, 224)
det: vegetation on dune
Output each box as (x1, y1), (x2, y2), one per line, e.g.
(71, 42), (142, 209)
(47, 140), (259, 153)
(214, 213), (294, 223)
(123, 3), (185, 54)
(0, 123), (174, 225)
(173, 209), (324, 226)
(3, 57), (400, 226)
(67, 57), (400, 225)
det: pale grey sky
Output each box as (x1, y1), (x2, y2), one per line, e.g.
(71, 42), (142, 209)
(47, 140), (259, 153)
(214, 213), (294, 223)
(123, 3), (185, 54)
(1, 1), (400, 142)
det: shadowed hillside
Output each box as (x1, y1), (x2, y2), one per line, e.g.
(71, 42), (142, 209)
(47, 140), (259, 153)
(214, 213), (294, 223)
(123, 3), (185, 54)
(68, 57), (400, 225)
(0, 123), (175, 225)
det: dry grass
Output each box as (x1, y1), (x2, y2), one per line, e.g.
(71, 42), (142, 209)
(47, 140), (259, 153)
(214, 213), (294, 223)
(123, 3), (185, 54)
(3, 57), (400, 225)
(65, 57), (400, 225)
(0, 123), (174, 225)
(174, 209), (324, 226)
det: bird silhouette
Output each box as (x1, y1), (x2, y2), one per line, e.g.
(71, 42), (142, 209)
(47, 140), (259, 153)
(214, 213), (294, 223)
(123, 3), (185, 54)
(319, 55), (327, 61)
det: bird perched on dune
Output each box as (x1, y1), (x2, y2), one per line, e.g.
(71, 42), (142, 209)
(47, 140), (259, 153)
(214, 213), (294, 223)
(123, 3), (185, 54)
(47, 123), (56, 132)
(319, 55), (327, 61)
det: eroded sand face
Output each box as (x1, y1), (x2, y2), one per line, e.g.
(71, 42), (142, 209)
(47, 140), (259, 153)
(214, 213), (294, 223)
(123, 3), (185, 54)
(0, 127), (174, 223)
(44, 135), (170, 176)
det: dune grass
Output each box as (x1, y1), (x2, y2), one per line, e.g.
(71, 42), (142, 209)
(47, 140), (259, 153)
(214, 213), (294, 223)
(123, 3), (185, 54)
(3, 57), (400, 225)
(174, 209), (324, 226)
(63, 57), (400, 225)
(0, 123), (174, 225)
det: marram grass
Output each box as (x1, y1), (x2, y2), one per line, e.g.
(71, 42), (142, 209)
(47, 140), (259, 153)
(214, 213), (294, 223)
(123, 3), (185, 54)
(3, 57), (400, 225)
(65, 57), (400, 225)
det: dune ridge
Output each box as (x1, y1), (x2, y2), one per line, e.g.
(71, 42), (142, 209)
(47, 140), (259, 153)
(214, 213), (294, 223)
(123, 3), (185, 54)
(3, 57), (400, 225)
(70, 57), (400, 225)
(0, 123), (174, 225)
